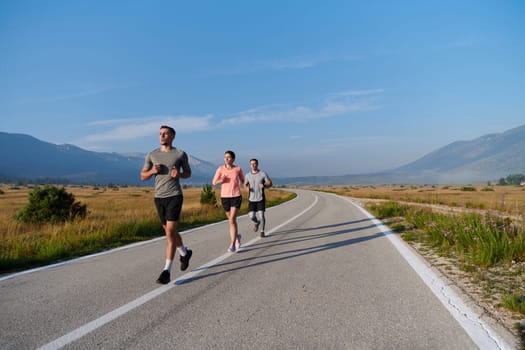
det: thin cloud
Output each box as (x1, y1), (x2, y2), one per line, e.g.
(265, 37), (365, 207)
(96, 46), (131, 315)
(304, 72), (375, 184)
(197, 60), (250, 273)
(220, 105), (315, 125)
(13, 85), (130, 106)
(208, 58), (316, 77)
(76, 89), (382, 149)
(206, 53), (360, 77)
(259, 53), (360, 72)
(86, 119), (127, 127)
(53, 85), (132, 101)
(219, 89), (383, 126)
(331, 89), (385, 97)
(79, 115), (214, 143)
(262, 56), (320, 70)
(438, 36), (482, 50)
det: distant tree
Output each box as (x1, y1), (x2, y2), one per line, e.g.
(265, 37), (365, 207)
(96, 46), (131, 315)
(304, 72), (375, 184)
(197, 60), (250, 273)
(498, 178), (507, 186)
(200, 183), (217, 206)
(15, 185), (87, 224)
(505, 173), (525, 186)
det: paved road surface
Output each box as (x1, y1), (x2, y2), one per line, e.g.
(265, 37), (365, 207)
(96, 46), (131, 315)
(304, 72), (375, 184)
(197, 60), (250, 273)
(0, 190), (515, 349)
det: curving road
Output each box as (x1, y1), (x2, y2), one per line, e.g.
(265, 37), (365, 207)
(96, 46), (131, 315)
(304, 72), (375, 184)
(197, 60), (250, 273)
(0, 190), (515, 349)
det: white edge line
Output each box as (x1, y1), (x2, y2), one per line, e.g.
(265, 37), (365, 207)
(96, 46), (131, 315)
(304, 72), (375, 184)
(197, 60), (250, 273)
(35, 193), (318, 350)
(342, 196), (514, 350)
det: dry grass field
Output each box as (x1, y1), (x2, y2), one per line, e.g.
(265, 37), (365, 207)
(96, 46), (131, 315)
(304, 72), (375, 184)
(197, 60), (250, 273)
(0, 184), (294, 273)
(1, 184), (201, 227)
(306, 184), (525, 218)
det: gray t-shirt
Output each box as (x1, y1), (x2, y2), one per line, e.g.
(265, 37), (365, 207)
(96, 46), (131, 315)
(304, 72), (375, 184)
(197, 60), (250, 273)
(244, 170), (270, 202)
(143, 148), (189, 198)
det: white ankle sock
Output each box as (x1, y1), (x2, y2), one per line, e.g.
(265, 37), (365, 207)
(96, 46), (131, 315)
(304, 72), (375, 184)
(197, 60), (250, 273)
(178, 246), (187, 256)
(164, 259), (173, 272)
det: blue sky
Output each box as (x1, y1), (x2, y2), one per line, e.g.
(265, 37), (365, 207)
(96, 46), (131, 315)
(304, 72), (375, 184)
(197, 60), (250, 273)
(1, 1), (523, 177)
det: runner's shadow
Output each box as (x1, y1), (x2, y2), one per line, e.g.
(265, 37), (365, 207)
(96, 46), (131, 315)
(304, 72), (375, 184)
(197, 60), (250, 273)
(268, 218), (372, 236)
(242, 223), (377, 252)
(177, 223), (383, 285)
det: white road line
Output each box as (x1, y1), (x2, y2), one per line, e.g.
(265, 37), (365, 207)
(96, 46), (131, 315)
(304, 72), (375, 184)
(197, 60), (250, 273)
(341, 195), (514, 350)
(36, 194), (318, 350)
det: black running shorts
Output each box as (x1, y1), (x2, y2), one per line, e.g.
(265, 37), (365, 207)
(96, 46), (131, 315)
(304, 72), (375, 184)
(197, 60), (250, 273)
(221, 196), (242, 212)
(154, 195), (183, 224)
(248, 200), (266, 212)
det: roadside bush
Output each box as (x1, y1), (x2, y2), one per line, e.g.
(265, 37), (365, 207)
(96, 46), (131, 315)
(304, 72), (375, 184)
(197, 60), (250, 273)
(368, 201), (410, 219)
(14, 185), (87, 224)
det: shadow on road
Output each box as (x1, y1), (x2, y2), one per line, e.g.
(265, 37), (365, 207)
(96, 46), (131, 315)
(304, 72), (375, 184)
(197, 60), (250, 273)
(270, 218), (372, 235)
(177, 218), (384, 285)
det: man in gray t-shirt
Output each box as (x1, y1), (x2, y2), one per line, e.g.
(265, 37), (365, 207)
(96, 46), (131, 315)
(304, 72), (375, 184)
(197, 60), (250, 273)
(144, 147), (187, 198)
(141, 125), (193, 284)
(244, 158), (272, 238)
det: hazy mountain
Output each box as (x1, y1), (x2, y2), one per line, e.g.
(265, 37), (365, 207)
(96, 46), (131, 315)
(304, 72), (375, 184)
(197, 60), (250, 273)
(1, 124), (523, 186)
(0, 132), (217, 186)
(389, 124), (525, 183)
(276, 124), (525, 185)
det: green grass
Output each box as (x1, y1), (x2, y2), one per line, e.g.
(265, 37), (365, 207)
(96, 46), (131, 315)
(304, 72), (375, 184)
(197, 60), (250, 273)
(502, 293), (525, 314)
(367, 200), (525, 321)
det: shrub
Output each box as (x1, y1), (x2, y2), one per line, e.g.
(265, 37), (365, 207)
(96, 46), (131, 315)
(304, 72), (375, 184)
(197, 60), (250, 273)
(14, 185), (87, 224)
(502, 293), (525, 314)
(200, 183), (217, 206)
(390, 223), (406, 233)
(368, 201), (410, 219)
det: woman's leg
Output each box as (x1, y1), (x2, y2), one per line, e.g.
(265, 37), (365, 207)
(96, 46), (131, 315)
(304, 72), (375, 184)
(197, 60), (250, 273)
(227, 207), (239, 246)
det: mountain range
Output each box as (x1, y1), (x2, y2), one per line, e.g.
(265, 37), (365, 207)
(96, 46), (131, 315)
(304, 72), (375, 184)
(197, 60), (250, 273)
(276, 124), (525, 185)
(0, 132), (217, 186)
(1, 124), (524, 186)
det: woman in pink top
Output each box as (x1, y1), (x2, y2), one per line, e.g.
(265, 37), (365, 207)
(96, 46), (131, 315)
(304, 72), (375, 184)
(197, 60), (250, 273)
(213, 150), (245, 252)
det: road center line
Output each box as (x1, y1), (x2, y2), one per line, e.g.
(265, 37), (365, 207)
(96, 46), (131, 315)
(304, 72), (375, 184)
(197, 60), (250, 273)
(36, 193), (318, 350)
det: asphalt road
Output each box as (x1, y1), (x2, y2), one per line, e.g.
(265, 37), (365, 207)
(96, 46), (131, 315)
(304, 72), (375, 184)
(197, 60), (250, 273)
(0, 190), (514, 349)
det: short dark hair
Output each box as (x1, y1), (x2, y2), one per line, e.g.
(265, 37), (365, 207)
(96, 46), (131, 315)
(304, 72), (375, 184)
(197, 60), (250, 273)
(250, 158), (258, 165)
(225, 150), (236, 160)
(160, 125), (176, 136)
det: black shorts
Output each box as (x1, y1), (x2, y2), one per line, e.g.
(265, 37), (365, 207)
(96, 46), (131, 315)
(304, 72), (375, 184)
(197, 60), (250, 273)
(248, 200), (266, 212)
(221, 196), (242, 212)
(154, 195), (183, 224)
